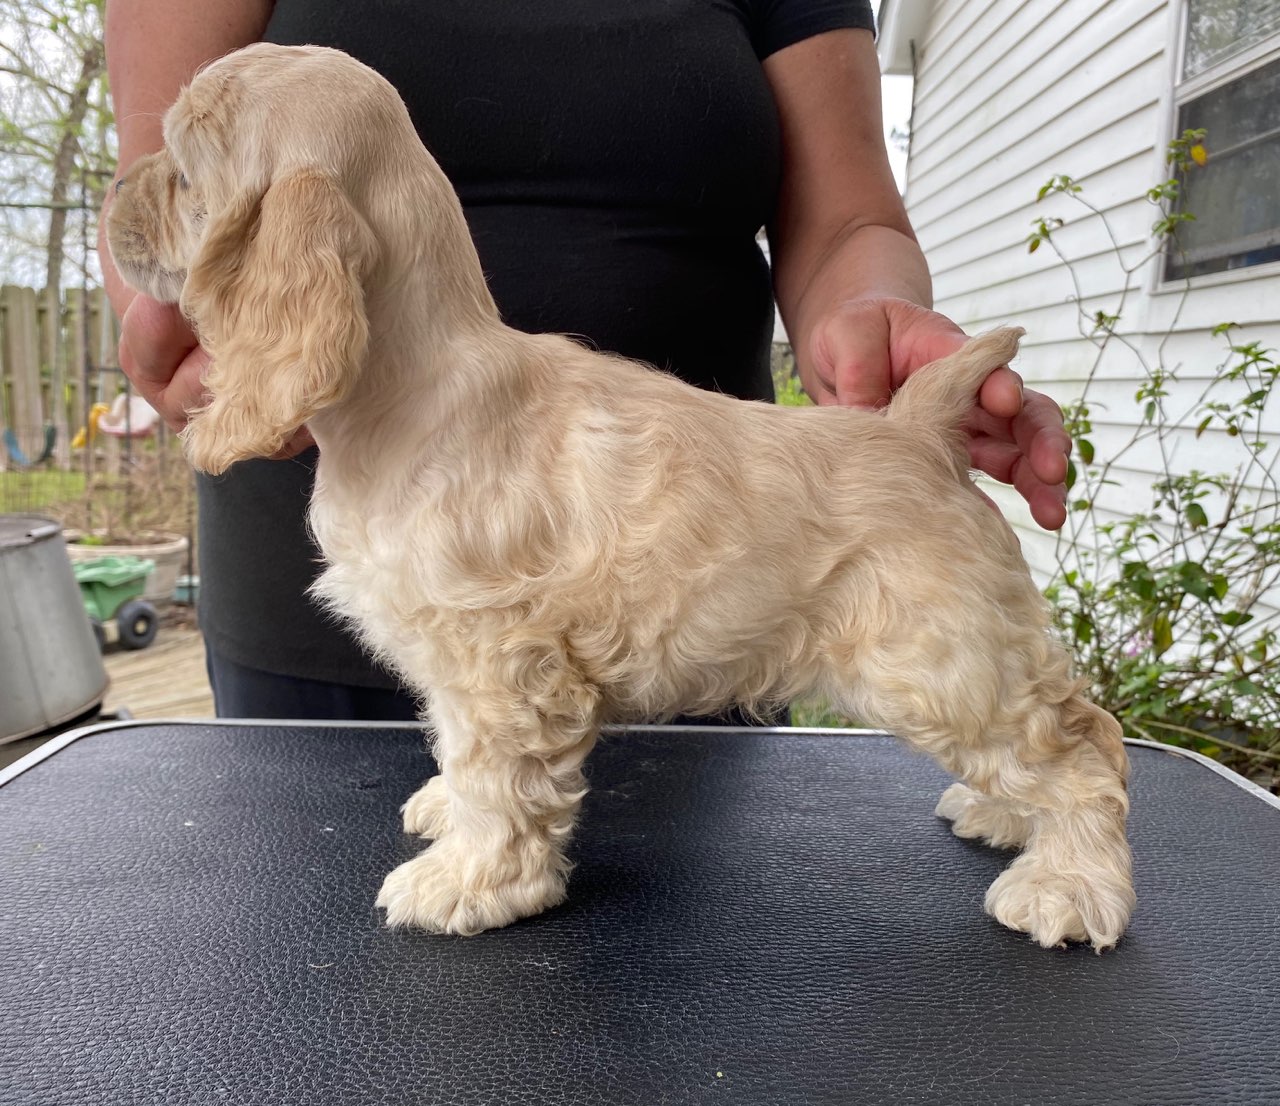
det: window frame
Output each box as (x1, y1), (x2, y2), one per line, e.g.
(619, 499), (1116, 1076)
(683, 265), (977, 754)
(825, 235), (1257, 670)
(1151, 1), (1280, 292)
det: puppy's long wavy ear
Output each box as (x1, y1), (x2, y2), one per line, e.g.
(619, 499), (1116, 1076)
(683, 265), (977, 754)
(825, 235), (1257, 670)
(180, 170), (378, 475)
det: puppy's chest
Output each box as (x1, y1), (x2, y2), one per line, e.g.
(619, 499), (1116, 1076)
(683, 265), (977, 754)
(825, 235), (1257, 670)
(310, 507), (426, 595)
(307, 499), (469, 620)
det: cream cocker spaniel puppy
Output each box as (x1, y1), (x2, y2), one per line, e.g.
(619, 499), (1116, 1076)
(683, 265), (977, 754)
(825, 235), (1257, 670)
(108, 44), (1135, 949)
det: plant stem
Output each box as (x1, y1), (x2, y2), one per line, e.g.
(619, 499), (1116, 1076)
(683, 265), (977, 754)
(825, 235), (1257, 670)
(1138, 719), (1280, 761)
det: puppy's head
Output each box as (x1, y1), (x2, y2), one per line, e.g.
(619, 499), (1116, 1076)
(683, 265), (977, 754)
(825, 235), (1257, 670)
(107, 45), (401, 474)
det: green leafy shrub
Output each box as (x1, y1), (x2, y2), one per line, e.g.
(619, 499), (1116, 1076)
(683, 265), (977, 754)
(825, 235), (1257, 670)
(1032, 131), (1279, 791)
(770, 344), (812, 408)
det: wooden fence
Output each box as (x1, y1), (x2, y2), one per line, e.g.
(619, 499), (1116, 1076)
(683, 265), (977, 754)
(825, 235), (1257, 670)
(0, 284), (123, 473)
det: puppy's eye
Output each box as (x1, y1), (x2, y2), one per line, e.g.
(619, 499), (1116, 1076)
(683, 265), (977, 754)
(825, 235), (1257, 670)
(177, 172), (190, 190)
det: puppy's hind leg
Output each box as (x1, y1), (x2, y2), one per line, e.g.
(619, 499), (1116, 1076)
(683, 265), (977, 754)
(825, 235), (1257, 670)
(934, 783), (1032, 850)
(839, 618), (1134, 951)
(975, 687), (1134, 951)
(377, 682), (601, 935)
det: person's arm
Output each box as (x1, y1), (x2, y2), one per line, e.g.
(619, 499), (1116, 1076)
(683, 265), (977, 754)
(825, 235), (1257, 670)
(100, 0), (273, 433)
(764, 29), (1071, 531)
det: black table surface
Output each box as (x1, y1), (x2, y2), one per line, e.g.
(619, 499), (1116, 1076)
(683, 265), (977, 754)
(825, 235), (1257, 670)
(2, 721), (1278, 1105)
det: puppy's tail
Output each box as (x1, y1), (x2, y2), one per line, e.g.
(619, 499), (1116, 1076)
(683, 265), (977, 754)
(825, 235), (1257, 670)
(884, 326), (1025, 433)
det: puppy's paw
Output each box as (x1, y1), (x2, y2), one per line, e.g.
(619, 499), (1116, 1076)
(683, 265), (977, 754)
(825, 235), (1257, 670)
(376, 837), (567, 935)
(935, 783), (1032, 849)
(984, 852), (1134, 952)
(401, 775), (451, 838)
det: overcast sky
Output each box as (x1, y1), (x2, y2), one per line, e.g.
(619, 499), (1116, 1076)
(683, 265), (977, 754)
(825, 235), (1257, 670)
(875, 0), (913, 190)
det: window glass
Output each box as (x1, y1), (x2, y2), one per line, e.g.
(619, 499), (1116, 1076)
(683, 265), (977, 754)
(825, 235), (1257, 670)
(1183, 0), (1280, 78)
(1166, 54), (1280, 279)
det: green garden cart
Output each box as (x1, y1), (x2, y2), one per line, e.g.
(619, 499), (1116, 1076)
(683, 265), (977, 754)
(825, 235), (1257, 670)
(72, 555), (158, 651)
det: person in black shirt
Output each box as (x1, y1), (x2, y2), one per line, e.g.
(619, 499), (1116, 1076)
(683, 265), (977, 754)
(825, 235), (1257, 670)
(101, 1), (1073, 719)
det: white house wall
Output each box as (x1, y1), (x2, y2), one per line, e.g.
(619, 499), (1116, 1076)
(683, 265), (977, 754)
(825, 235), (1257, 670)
(900, 0), (1280, 590)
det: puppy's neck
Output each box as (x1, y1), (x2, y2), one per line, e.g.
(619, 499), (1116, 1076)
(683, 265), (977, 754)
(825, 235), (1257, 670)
(306, 257), (516, 484)
(308, 151), (568, 492)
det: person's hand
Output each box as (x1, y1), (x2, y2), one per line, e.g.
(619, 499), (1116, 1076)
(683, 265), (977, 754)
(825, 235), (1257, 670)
(802, 297), (1071, 530)
(118, 295), (315, 460)
(118, 296), (208, 433)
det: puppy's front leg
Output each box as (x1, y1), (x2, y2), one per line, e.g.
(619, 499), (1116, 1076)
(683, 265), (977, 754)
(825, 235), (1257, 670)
(377, 687), (600, 935)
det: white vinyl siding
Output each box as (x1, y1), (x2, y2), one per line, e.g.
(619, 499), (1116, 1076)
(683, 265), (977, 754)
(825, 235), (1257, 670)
(897, 0), (1280, 586)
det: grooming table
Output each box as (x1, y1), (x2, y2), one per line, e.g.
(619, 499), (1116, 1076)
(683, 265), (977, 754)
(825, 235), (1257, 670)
(2, 722), (1278, 1105)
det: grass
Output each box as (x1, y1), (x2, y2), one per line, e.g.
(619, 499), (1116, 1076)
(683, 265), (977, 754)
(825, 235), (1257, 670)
(791, 697), (861, 728)
(0, 434), (195, 545)
(0, 468), (87, 514)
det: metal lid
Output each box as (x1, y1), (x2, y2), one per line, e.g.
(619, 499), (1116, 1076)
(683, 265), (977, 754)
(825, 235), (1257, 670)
(0, 514), (63, 550)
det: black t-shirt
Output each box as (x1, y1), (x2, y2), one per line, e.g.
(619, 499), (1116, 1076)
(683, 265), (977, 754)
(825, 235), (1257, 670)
(198, 0), (877, 686)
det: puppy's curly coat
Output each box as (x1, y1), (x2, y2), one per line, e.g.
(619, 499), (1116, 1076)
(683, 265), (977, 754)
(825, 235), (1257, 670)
(108, 44), (1135, 948)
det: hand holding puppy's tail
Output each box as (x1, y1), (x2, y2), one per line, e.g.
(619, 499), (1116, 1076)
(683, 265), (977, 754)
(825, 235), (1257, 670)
(885, 326), (1025, 431)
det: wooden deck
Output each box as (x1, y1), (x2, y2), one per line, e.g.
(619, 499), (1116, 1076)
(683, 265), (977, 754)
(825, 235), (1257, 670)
(103, 624), (214, 720)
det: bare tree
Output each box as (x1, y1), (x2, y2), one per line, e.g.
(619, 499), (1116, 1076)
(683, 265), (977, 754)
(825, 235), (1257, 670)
(0, 0), (113, 288)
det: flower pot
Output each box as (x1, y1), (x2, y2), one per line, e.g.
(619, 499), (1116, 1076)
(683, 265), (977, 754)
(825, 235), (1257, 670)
(65, 530), (190, 604)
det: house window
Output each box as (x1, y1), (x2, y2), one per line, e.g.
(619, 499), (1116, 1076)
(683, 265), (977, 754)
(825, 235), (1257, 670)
(1165, 1), (1280, 280)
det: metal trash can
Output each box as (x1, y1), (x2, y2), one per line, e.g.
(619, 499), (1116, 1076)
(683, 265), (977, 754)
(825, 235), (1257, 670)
(0, 515), (109, 742)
